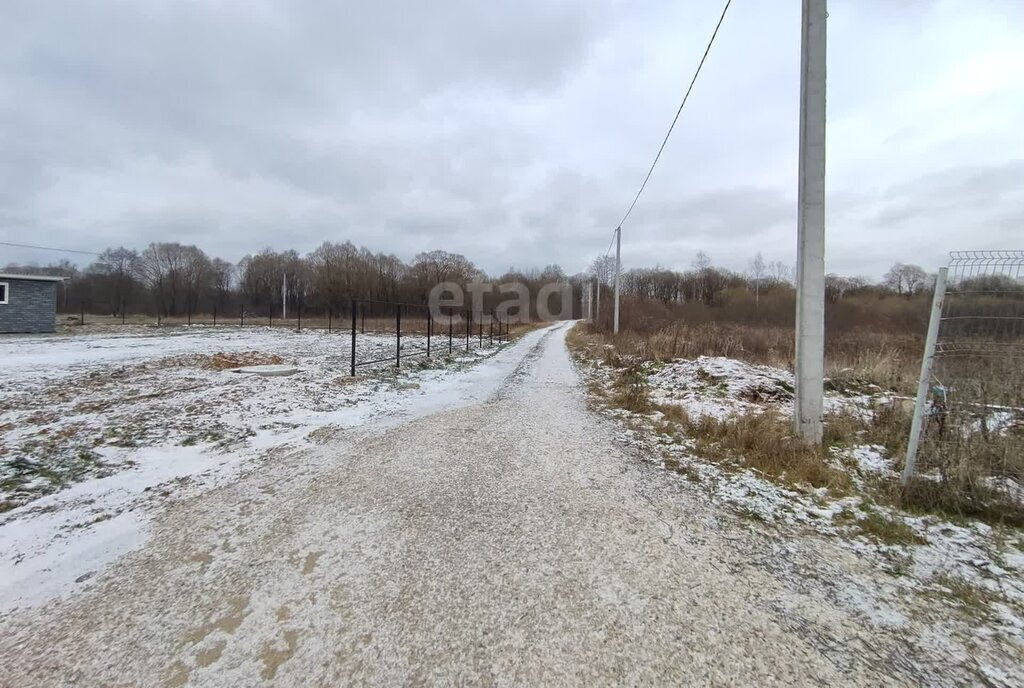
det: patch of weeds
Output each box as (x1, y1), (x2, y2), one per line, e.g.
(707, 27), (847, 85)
(822, 411), (864, 449)
(675, 463), (702, 482)
(833, 506), (858, 525)
(734, 505), (767, 523)
(895, 478), (1024, 528)
(677, 406), (851, 492)
(883, 551), (915, 577)
(926, 573), (1000, 617)
(854, 510), (926, 546)
(180, 429), (226, 447)
(611, 365), (651, 414)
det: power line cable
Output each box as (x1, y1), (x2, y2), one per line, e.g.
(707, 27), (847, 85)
(615, 0), (732, 230)
(603, 230), (617, 259)
(0, 241), (102, 256)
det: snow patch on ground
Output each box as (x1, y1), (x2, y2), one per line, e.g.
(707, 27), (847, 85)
(0, 325), (552, 611)
(648, 356), (794, 420)
(647, 355), (876, 421)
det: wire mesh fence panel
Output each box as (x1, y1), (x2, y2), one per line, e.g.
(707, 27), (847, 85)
(912, 250), (1024, 503)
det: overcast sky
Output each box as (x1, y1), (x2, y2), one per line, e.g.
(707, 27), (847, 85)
(2, 0), (1022, 280)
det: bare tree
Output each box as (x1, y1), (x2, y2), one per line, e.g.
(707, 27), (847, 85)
(141, 243), (185, 315)
(410, 250), (479, 297)
(692, 252), (713, 304)
(903, 264), (927, 295)
(180, 245), (212, 315)
(210, 258), (234, 309)
(768, 260), (791, 284)
(589, 255), (615, 286)
(884, 263), (927, 297)
(748, 252), (767, 306)
(692, 251), (712, 272)
(91, 247), (141, 315)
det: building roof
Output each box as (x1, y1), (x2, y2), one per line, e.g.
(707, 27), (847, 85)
(0, 273), (66, 282)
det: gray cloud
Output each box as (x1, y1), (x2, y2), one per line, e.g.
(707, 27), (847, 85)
(2, 0), (1022, 282)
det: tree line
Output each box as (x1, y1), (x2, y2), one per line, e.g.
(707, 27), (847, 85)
(595, 251), (939, 307)
(3, 242), (572, 318)
(3, 240), (959, 320)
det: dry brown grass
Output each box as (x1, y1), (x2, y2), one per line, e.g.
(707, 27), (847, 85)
(165, 351), (286, 370)
(824, 402), (914, 459)
(926, 572), (1003, 616)
(587, 292), (926, 394)
(896, 477), (1024, 527)
(611, 366), (652, 414)
(584, 321), (920, 394)
(571, 321), (1024, 523)
(825, 403), (1024, 526)
(656, 403), (851, 491)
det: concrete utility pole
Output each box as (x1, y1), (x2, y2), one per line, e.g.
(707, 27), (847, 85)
(613, 226), (621, 334)
(794, 0), (827, 443)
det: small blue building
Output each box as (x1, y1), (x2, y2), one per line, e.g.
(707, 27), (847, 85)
(0, 273), (64, 334)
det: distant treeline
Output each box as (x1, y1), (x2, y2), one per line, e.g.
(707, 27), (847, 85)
(8, 242), (1007, 322)
(4, 242), (573, 318)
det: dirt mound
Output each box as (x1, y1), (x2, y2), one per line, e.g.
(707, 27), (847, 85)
(164, 351), (286, 370)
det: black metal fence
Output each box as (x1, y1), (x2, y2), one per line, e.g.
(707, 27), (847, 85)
(348, 299), (510, 376)
(63, 297), (513, 376)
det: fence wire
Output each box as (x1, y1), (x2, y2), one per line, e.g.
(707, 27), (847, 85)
(915, 250), (1024, 502)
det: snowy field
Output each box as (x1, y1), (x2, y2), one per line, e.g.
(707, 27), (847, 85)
(0, 325), (522, 609)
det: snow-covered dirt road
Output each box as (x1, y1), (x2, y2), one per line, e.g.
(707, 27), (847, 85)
(1, 323), (930, 685)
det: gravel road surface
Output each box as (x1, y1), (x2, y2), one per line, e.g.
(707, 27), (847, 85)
(0, 323), (911, 686)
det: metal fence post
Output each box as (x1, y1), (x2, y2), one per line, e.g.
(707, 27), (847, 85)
(448, 311), (453, 355)
(240, 305), (244, 327)
(213, 306), (217, 326)
(361, 305), (365, 334)
(188, 308), (191, 327)
(121, 300), (126, 325)
(350, 300), (356, 376)
(466, 310), (471, 352)
(269, 306), (272, 328)
(479, 317), (483, 346)
(489, 316), (493, 345)
(902, 267), (949, 485)
(297, 307), (302, 332)
(427, 310), (432, 357)
(328, 310), (332, 333)
(80, 300), (85, 326)
(396, 305), (402, 368)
